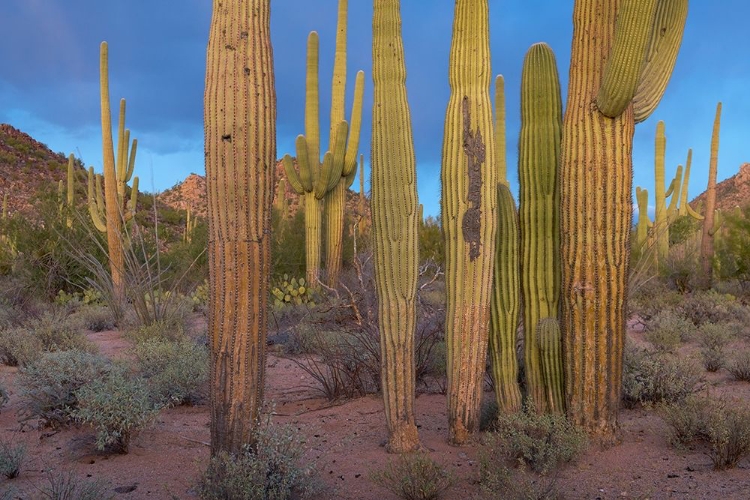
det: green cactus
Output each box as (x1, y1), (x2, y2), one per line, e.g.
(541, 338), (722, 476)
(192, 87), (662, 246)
(92, 42), (140, 302)
(283, 29), (363, 288)
(652, 121), (684, 264)
(273, 177), (289, 219)
(442, 0), (498, 445)
(560, 0), (687, 438)
(518, 42), (562, 413)
(204, 0), (275, 454)
(323, 0), (365, 289)
(537, 318), (565, 415)
(271, 275), (314, 308)
(184, 206), (197, 244)
(634, 186), (653, 255)
(371, 0), (421, 453)
(677, 149), (704, 220)
(489, 183), (522, 414)
(700, 102), (722, 288)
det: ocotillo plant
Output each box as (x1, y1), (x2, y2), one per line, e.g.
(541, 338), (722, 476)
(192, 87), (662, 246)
(441, 0), (498, 444)
(93, 42), (140, 303)
(283, 31), (362, 288)
(204, 0), (275, 455)
(518, 43), (562, 413)
(560, 0), (687, 438)
(700, 102), (722, 289)
(324, 0), (365, 288)
(371, 0), (421, 453)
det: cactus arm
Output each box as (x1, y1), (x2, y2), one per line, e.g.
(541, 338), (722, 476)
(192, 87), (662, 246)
(282, 155), (304, 195)
(595, 0), (658, 117)
(344, 168), (356, 189)
(342, 71), (365, 176)
(125, 137), (137, 184)
(678, 149), (691, 216)
(314, 151), (335, 200)
(632, 0), (689, 123)
(87, 167), (108, 233)
(324, 120), (349, 193)
(495, 75), (507, 187)
(666, 164), (683, 218)
(129, 176), (139, 218)
(709, 209), (722, 236)
(305, 32), (320, 170)
(686, 201), (704, 220)
(294, 136), (314, 192)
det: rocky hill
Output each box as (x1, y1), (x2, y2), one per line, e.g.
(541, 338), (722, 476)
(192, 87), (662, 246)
(690, 162), (750, 214)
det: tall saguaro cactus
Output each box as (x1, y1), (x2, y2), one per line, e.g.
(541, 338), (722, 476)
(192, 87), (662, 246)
(95, 42), (140, 303)
(652, 120), (684, 264)
(700, 102), (721, 288)
(204, 0), (275, 455)
(371, 0), (421, 453)
(441, 0), (498, 445)
(560, 0), (687, 438)
(518, 43), (562, 413)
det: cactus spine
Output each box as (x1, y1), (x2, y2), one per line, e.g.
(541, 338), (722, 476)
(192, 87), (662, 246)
(371, 0), (421, 453)
(94, 42), (140, 303)
(700, 102), (721, 288)
(204, 0), (275, 454)
(537, 318), (565, 414)
(324, 0), (365, 288)
(518, 43), (562, 413)
(560, 0), (687, 438)
(442, 0), (497, 444)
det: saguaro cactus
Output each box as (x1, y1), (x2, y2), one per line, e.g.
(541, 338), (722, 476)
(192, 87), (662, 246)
(94, 42), (140, 303)
(700, 102), (721, 288)
(324, 0), (365, 288)
(652, 121), (684, 263)
(204, 0), (275, 454)
(371, 0), (421, 453)
(537, 318), (565, 414)
(518, 43), (562, 413)
(677, 149), (703, 219)
(441, 0), (498, 444)
(634, 187), (653, 254)
(560, 0), (687, 438)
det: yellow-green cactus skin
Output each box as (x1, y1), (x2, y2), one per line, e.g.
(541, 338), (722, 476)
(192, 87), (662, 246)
(560, 0), (687, 439)
(677, 149), (704, 220)
(518, 43), (562, 413)
(700, 102), (721, 288)
(93, 42), (139, 302)
(371, 0), (421, 453)
(634, 186), (653, 254)
(652, 120), (684, 264)
(537, 317), (565, 414)
(204, 0), (275, 455)
(441, 0), (498, 445)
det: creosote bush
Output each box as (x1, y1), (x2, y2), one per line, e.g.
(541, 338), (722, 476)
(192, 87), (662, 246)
(17, 350), (111, 428)
(74, 369), (160, 453)
(697, 323), (734, 372)
(728, 350), (750, 381)
(645, 309), (696, 351)
(70, 305), (116, 332)
(130, 337), (209, 406)
(622, 343), (702, 408)
(370, 452), (453, 500)
(198, 423), (322, 500)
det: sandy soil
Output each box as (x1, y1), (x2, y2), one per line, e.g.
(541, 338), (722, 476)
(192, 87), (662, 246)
(1, 321), (749, 500)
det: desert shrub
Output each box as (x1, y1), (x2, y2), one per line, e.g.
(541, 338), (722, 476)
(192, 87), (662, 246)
(484, 407), (587, 475)
(131, 337), (209, 406)
(419, 216), (444, 266)
(370, 452), (453, 500)
(39, 469), (114, 500)
(0, 441), (25, 479)
(17, 350), (111, 428)
(0, 327), (44, 366)
(728, 350), (750, 381)
(628, 278), (683, 320)
(24, 310), (96, 354)
(703, 398), (750, 469)
(71, 305), (115, 332)
(621, 343), (702, 407)
(198, 423), (322, 500)
(697, 323), (734, 372)
(0, 382), (8, 411)
(126, 317), (185, 343)
(660, 235), (701, 293)
(645, 309), (696, 351)
(74, 369), (160, 453)
(715, 205), (750, 288)
(659, 396), (706, 448)
(679, 290), (750, 329)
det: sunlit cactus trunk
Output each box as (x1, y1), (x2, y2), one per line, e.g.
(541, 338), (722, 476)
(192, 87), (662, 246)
(371, 0), (421, 453)
(204, 0), (275, 455)
(561, 0), (687, 439)
(441, 0), (497, 445)
(700, 102), (721, 289)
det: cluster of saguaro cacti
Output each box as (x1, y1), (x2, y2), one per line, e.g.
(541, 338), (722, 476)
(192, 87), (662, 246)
(184, 206), (198, 244)
(700, 102), (722, 288)
(371, 0), (420, 453)
(90, 42), (140, 303)
(204, 0), (275, 454)
(560, 0), (687, 438)
(441, 0), (498, 445)
(518, 42), (562, 413)
(651, 121), (683, 263)
(282, 17), (364, 288)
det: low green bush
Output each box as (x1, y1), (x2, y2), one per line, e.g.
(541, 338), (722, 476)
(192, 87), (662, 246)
(728, 350), (750, 382)
(0, 441), (25, 479)
(198, 423), (322, 500)
(71, 305), (116, 332)
(17, 350), (111, 428)
(0, 327), (44, 367)
(697, 323), (734, 372)
(39, 469), (114, 500)
(126, 317), (185, 343)
(74, 369), (160, 453)
(622, 344), (702, 407)
(370, 453), (453, 500)
(645, 309), (696, 351)
(131, 337), (209, 406)
(679, 290), (750, 329)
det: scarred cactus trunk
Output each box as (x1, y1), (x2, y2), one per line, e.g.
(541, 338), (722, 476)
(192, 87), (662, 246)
(204, 0), (275, 455)
(518, 43), (562, 413)
(371, 0), (421, 453)
(442, 0), (497, 445)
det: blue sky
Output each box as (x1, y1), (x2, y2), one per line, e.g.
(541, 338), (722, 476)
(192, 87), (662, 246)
(0, 1), (747, 218)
